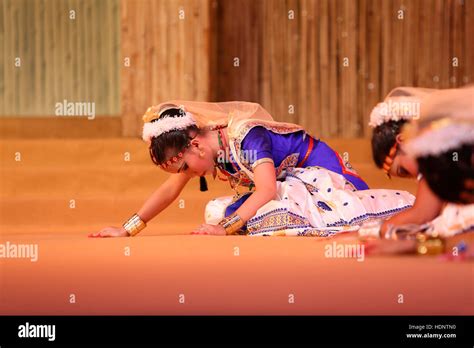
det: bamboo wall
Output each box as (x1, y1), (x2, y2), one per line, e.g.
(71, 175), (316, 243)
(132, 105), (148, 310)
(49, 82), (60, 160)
(121, 0), (212, 136)
(0, 0), (120, 116)
(1, 0), (473, 138)
(212, 0), (474, 138)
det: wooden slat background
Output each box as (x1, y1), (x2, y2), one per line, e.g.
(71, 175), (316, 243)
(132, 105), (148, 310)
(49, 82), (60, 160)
(211, 0), (473, 138)
(121, 0), (212, 136)
(0, 0), (120, 116)
(1, 0), (472, 138)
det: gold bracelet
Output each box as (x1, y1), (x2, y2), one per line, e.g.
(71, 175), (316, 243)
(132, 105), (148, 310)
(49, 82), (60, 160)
(123, 213), (146, 237)
(218, 213), (245, 235)
(416, 233), (445, 255)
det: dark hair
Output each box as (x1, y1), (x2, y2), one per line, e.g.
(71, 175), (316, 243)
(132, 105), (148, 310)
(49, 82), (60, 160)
(148, 108), (200, 166)
(417, 144), (474, 203)
(371, 120), (408, 168)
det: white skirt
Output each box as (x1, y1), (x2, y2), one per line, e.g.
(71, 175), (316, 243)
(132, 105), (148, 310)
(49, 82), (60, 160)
(428, 203), (474, 237)
(205, 166), (415, 237)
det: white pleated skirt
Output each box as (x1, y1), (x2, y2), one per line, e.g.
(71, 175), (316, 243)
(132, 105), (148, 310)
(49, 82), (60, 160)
(205, 166), (415, 237)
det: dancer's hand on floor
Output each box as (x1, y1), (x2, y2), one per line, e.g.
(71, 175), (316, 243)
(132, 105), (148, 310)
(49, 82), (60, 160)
(364, 239), (416, 255)
(89, 227), (129, 238)
(191, 223), (226, 236)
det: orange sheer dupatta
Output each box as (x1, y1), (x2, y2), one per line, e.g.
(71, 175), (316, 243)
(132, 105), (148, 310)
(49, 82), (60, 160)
(417, 85), (474, 126)
(386, 86), (436, 99)
(143, 100), (275, 130)
(385, 86), (437, 120)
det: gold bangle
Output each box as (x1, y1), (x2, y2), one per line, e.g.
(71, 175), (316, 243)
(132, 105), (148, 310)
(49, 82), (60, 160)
(416, 233), (445, 255)
(123, 213), (146, 237)
(218, 213), (245, 235)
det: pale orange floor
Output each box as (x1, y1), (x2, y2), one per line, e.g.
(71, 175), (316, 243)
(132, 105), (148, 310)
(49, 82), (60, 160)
(0, 138), (472, 314)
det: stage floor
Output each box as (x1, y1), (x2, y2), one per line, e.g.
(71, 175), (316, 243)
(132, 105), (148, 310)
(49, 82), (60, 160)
(0, 138), (472, 314)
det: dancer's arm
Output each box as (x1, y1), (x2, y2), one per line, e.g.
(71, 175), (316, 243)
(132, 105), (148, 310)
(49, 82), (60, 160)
(192, 162), (277, 235)
(380, 178), (444, 236)
(233, 162), (277, 222)
(91, 173), (192, 237)
(137, 172), (192, 222)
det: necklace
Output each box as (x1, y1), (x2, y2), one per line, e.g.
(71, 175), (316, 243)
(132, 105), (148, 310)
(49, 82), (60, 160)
(215, 128), (246, 195)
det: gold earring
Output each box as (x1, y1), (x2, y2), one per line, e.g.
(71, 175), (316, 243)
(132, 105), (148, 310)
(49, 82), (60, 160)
(199, 151), (205, 158)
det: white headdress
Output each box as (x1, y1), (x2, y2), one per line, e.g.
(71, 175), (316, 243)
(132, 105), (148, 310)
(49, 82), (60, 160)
(403, 119), (474, 158)
(142, 105), (197, 143)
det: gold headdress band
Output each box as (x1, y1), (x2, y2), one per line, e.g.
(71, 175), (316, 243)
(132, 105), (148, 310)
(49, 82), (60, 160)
(383, 142), (398, 179)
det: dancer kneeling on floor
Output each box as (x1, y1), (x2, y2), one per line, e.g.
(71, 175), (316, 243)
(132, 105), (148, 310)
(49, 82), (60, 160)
(92, 101), (414, 237)
(403, 86), (474, 237)
(369, 86), (474, 238)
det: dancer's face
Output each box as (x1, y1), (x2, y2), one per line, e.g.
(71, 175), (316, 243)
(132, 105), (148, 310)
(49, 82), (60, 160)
(163, 136), (215, 177)
(385, 134), (418, 179)
(389, 150), (418, 178)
